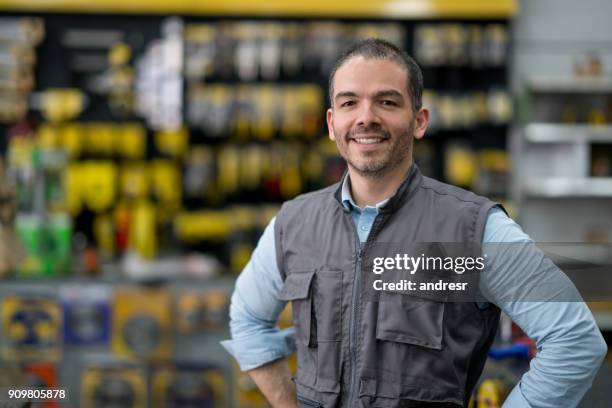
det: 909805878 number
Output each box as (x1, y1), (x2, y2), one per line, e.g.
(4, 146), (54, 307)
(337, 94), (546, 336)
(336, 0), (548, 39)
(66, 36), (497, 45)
(6, 388), (67, 401)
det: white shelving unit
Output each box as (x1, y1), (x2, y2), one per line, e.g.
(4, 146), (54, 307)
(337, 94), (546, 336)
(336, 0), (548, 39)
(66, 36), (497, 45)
(512, 77), (612, 325)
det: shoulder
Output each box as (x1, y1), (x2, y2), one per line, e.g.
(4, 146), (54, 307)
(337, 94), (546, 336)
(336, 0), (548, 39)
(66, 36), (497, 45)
(420, 176), (491, 206)
(483, 207), (532, 243)
(278, 182), (341, 216)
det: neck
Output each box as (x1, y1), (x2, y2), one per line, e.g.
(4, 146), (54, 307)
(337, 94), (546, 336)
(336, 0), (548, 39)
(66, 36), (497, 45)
(348, 159), (413, 208)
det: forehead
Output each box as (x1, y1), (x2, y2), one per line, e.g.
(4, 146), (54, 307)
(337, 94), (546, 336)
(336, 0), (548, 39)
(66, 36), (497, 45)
(332, 56), (409, 97)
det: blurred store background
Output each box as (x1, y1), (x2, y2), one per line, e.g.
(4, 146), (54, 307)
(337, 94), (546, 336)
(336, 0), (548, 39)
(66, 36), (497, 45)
(0, 0), (610, 406)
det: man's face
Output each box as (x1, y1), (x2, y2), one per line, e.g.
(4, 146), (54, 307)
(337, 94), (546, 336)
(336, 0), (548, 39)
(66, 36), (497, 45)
(327, 56), (428, 178)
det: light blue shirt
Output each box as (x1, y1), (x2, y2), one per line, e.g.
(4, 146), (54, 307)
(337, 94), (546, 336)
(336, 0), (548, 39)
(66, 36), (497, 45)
(221, 176), (607, 408)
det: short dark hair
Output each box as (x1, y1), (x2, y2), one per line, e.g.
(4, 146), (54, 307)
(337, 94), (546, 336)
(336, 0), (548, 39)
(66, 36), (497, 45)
(328, 38), (423, 113)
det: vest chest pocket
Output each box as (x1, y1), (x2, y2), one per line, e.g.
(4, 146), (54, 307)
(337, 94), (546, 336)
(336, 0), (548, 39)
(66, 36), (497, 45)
(376, 292), (444, 350)
(279, 269), (343, 346)
(279, 270), (316, 347)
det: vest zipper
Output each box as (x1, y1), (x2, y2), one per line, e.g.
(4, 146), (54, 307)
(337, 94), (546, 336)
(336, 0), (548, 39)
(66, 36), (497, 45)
(346, 214), (384, 408)
(347, 238), (362, 408)
(297, 395), (323, 407)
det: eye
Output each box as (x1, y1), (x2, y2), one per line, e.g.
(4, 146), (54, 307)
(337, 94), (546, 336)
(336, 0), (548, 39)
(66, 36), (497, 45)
(340, 100), (356, 108)
(380, 100), (398, 107)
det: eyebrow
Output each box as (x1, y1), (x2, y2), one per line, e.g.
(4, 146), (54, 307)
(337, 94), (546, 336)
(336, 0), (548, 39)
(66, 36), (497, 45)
(374, 90), (403, 99)
(334, 89), (404, 102)
(334, 91), (358, 102)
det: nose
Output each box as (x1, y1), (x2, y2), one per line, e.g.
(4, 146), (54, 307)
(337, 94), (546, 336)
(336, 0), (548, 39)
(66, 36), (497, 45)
(355, 101), (380, 128)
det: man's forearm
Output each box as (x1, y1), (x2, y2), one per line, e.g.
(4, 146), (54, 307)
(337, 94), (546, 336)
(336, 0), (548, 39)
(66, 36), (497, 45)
(247, 357), (298, 408)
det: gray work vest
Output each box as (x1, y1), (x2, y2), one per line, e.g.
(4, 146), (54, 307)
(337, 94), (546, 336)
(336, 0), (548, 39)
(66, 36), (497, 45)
(275, 164), (501, 408)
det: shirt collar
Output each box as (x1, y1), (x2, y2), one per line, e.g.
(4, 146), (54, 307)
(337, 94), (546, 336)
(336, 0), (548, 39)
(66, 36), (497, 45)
(341, 174), (390, 211)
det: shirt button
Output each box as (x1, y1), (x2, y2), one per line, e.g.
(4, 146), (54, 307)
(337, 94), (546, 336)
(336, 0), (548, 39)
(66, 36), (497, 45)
(360, 225), (369, 231)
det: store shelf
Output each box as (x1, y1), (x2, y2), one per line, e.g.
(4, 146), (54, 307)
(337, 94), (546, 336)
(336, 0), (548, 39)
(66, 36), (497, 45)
(526, 76), (612, 93)
(523, 178), (612, 198)
(0, 0), (517, 18)
(525, 123), (612, 144)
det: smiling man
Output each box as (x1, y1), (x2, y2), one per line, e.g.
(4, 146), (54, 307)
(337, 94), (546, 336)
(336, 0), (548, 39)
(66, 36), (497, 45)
(221, 39), (607, 408)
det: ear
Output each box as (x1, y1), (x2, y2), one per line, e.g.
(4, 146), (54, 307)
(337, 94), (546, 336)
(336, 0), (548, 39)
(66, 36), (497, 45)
(413, 107), (429, 140)
(326, 108), (336, 141)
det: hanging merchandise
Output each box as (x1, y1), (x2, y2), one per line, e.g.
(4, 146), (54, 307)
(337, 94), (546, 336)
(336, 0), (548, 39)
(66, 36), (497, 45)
(65, 162), (84, 216)
(155, 127), (189, 158)
(280, 87), (303, 139)
(468, 25), (485, 67)
(57, 122), (84, 159)
(238, 145), (263, 193)
(94, 212), (116, 258)
(232, 85), (253, 141)
(114, 200), (132, 254)
(81, 361), (147, 408)
(279, 146), (303, 199)
(130, 199), (157, 260)
(184, 146), (217, 205)
(444, 142), (477, 189)
(90, 125), (114, 157)
(0, 18), (45, 123)
(234, 22), (259, 82)
(135, 17), (184, 130)
(300, 85), (324, 139)
(83, 161), (117, 213)
(15, 213), (72, 277)
(116, 123), (146, 160)
(226, 206), (257, 273)
(1, 295), (62, 362)
(487, 89), (513, 124)
(38, 88), (86, 123)
(112, 287), (172, 360)
(184, 24), (217, 83)
(202, 289), (230, 329)
(119, 162), (148, 200)
(150, 159), (182, 223)
(152, 363), (229, 408)
(188, 84), (233, 137)
(61, 284), (112, 346)
(281, 23), (303, 77)
(253, 86), (277, 141)
(217, 146), (240, 198)
(175, 291), (207, 335)
(23, 363), (59, 408)
(214, 23), (236, 80)
(174, 210), (230, 243)
(0, 159), (22, 278)
(473, 149), (509, 197)
(484, 24), (509, 66)
(476, 378), (510, 408)
(84, 42), (135, 118)
(312, 22), (344, 76)
(414, 23), (508, 67)
(259, 23), (282, 81)
(6, 125), (36, 213)
(414, 25), (445, 66)
(444, 24), (468, 66)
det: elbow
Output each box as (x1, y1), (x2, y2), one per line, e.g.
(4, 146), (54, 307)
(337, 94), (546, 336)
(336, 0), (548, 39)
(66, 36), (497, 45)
(594, 332), (608, 363)
(584, 327), (608, 374)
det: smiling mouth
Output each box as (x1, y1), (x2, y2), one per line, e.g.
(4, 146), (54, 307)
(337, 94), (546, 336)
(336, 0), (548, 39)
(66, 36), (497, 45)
(351, 136), (387, 145)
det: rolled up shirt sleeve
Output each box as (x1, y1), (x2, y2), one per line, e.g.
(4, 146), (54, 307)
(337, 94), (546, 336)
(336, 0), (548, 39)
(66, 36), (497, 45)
(220, 217), (297, 371)
(482, 208), (608, 408)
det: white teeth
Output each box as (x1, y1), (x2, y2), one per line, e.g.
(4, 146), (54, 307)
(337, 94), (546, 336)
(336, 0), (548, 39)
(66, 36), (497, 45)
(354, 137), (383, 144)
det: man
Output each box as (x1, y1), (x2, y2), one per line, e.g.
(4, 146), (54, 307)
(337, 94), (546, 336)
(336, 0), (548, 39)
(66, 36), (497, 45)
(221, 39), (607, 407)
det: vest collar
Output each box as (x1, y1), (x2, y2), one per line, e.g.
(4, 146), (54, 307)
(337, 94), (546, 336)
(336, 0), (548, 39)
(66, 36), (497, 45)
(334, 163), (423, 214)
